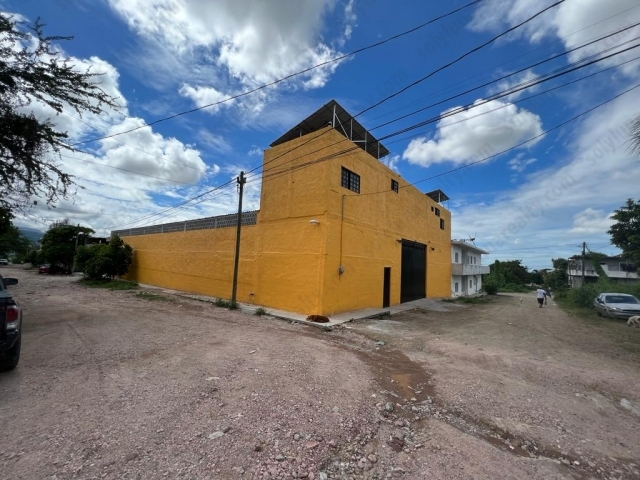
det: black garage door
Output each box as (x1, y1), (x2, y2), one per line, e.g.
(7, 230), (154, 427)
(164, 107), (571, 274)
(401, 240), (426, 303)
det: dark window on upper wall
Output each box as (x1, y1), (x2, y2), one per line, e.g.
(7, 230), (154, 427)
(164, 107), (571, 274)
(435, 207), (441, 217)
(341, 167), (360, 194)
(440, 218), (445, 230)
(391, 179), (399, 193)
(431, 206), (434, 212)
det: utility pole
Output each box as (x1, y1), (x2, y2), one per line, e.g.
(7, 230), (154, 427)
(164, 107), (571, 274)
(231, 171), (246, 305)
(581, 241), (586, 286)
(71, 223), (80, 274)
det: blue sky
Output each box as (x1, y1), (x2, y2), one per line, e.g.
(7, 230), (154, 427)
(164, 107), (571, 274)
(4, 0), (640, 270)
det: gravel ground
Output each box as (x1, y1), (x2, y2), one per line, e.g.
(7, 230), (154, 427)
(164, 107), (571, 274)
(1, 267), (638, 479)
(346, 294), (640, 479)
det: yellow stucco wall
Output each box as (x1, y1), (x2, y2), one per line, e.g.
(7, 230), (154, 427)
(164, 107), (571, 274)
(122, 226), (259, 304)
(121, 126), (451, 316)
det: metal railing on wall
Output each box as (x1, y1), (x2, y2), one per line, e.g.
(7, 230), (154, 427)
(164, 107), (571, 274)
(111, 210), (259, 238)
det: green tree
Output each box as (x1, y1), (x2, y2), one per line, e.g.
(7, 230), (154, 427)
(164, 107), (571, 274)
(544, 258), (569, 291)
(0, 223), (32, 258)
(530, 269), (544, 285)
(39, 221), (93, 272)
(487, 259), (531, 287)
(75, 235), (132, 280)
(607, 198), (640, 267)
(1, 14), (119, 212)
(0, 206), (12, 235)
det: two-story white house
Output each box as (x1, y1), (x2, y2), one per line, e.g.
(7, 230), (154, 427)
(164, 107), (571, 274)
(451, 240), (490, 296)
(567, 255), (639, 288)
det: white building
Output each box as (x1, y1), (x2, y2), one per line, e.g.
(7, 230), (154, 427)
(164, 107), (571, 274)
(451, 240), (490, 297)
(568, 255), (639, 288)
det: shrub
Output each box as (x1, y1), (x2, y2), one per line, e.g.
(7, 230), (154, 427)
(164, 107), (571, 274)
(75, 235), (133, 280)
(254, 307), (268, 316)
(483, 280), (498, 295)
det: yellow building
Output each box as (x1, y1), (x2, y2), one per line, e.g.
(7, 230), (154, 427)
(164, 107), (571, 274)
(114, 100), (452, 316)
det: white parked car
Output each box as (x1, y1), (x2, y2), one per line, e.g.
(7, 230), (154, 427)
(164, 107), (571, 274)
(593, 293), (640, 319)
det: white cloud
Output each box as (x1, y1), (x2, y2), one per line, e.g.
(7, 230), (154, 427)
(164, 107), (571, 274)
(108, 0), (349, 93)
(3, 35), (227, 236)
(567, 208), (615, 235)
(248, 146), (263, 157)
(470, 0), (640, 76)
(383, 155), (401, 174)
(178, 85), (234, 113)
(402, 99), (544, 167)
(507, 154), (537, 172)
(490, 69), (540, 101)
(449, 90), (639, 267)
(341, 0), (358, 46)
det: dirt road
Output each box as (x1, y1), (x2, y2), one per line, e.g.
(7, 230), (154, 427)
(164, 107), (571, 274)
(347, 293), (640, 478)
(1, 267), (638, 479)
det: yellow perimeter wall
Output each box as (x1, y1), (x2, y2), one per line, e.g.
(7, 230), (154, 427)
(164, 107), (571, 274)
(122, 127), (451, 315)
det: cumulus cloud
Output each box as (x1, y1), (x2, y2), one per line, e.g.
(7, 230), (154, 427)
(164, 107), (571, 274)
(402, 99), (544, 167)
(5, 36), (226, 236)
(108, 0), (351, 96)
(568, 208), (615, 235)
(469, 0), (640, 76)
(448, 91), (639, 268)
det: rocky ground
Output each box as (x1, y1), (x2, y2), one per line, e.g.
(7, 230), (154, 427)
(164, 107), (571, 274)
(1, 266), (639, 479)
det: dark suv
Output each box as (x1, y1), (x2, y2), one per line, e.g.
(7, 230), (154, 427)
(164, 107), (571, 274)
(0, 275), (21, 371)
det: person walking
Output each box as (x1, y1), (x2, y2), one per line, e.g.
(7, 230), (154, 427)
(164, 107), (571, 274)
(536, 287), (547, 308)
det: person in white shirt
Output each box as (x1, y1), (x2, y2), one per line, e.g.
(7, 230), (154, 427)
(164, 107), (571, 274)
(536, 287), (547, 308)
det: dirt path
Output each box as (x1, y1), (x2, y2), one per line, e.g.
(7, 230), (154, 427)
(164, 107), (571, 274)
(346, 292), (640, 478)
(1, 268), (638, 479)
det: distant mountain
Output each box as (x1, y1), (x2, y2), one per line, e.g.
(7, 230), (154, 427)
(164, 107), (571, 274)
(19, 227), (44, 245)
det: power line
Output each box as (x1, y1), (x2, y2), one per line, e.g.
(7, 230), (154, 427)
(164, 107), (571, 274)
(355, 0), (565, 118)
(248, 27), (640, 187)
(257, 43), (640, 190)
(245, 0), (569, 185)
(60, 110), (208, 172)
(107, 18), (634, 230)
(71, 0), (486, 147)
(59, 154), (199, 186)
(370, 22), (640, 131)
(118, 40), (639, 230)
(366, 3), (640, 124)
(397, 80), (640, 192)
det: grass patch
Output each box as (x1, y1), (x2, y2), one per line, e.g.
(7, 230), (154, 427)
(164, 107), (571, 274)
(79, 278), (139, 290)
(444, 296), (491, 304)
(135, 291), (172, 301)
(254, 307), (268, 316)
(214, 298), (231, 308)
(213, 298), (239, 310)
(555, 296), (640, 356)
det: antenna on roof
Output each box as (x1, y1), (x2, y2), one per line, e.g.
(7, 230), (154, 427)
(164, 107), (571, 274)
(468, 234), (476, 244)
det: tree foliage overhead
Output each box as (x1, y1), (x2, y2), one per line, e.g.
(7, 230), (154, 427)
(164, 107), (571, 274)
(39, 220), (94, 272)
(607, 198), (640, 267)
(75, 235), (133, 280)
(0, 13), (119, 212)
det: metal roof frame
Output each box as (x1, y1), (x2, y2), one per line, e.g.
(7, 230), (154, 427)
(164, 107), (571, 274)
(270, 99), (390, 160)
